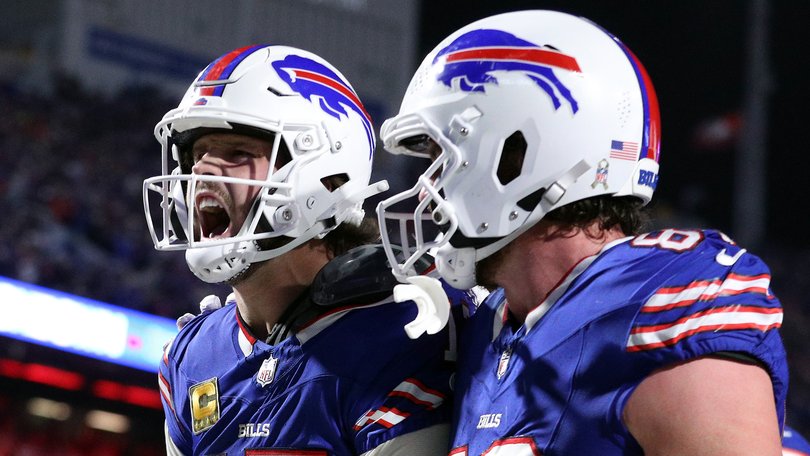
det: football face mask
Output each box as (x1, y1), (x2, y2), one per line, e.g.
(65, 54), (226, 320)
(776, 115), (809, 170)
(144, 45), (384, 283)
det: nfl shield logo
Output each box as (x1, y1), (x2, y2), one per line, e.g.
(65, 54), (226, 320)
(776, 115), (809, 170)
(497, 347), (512, 380)
(591, 159), (609, 190)
(257, 355), (278, 387)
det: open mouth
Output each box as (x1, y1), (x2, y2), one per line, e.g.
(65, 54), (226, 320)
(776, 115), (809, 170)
(195, 194), (233, 240)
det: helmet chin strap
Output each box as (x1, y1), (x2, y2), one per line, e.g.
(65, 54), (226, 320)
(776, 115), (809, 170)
(435, 159), (592, 290)
(247, 219), (334, 263)
(251, 179), (390, 260)
(434, 245), (477, 290)
(185, 240), (254, 283)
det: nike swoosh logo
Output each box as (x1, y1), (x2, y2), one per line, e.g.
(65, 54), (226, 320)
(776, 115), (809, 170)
(716, 248), (746, 266)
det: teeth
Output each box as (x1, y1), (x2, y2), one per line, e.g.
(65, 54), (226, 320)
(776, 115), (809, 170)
(199, 197), (223, 210)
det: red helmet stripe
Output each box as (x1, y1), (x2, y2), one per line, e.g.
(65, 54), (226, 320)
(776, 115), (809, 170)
(197, 44), (265, 97)
(622, 46), (661, 163)
(446, 47), (581, 73)
(292, 69), (372, 123)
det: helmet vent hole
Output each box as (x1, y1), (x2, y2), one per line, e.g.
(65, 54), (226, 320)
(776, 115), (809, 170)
(617, 91), (632, 128)
(496, 131), (527, 186)
(408, 65), (430, 95)
(321, 173), (350, 192)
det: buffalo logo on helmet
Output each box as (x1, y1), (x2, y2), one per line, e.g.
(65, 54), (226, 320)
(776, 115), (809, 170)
(272, 54), (374, 158)
(433, 29), (581, 114)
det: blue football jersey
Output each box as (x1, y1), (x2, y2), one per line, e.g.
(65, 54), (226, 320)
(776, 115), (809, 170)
(450, 229), (788, 455)
(784, 425), (810, 455)
(160, 294), (456, 455)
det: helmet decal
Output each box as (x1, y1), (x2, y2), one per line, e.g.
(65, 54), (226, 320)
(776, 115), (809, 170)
(272, 54), (374, 158)
(376, 11), (664, 287)
(434, 29), (581, 113)
(609, 140), (639, 161)
(196, 44), (266, 97)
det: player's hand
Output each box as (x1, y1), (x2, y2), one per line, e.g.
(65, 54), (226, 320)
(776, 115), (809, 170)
(164, 293), (234, 352)
(176, 292), (235, 329)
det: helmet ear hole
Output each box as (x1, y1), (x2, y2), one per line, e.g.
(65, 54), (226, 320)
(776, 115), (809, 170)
(273, 137), (293, 169)
(321, 173), (350, 192)
(497, 131), (527, 186)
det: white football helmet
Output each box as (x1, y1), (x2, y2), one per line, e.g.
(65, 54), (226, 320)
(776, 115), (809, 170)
(143, 45), (386, 283)
(377, 10), (661, 289)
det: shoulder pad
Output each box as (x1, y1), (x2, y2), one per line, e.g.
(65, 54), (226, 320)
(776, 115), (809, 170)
(310, 244), (432, 307)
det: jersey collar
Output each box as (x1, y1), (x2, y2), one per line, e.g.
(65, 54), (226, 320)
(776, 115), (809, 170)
(492, 235), (633, 339)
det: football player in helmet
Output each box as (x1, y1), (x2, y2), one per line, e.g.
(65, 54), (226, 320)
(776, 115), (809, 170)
(376, 10), (788, 455)
(144, 45), (458, 455)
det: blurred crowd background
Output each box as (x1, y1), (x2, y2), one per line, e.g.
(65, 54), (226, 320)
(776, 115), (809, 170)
(0, 77), (228, 320)
(1, 0), (808, 453)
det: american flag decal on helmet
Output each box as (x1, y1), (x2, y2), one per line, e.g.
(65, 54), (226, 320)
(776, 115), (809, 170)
(434, 29), (581, 114)
(272, 54), (374, 158)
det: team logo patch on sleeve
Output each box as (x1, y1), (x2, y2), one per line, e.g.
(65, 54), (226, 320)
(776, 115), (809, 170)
(189, 377), (220, 434)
